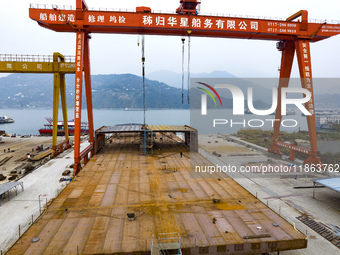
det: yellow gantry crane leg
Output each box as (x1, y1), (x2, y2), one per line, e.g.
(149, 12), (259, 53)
(51, 53), (71, 156)
(60, 74), (69, 141)
(52, 71), (60, 146)
(0, 52), (75, 157)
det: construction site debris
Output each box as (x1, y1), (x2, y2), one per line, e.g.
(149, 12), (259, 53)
(0, 156), (13, 166)
(297, 216), (340, 249)
(212, 198), (220, 204)
(127, 213), (135, 221)
(8, 175), (17, 181)
(62, 170), (71, 176)
(32, 238), (39, 243)
(59, 177), (71, 182)
(0, 174), (6, 181)
(212, 151), (221, 157)
(23, 163), (35, 172)
(0, 136), (66, 185)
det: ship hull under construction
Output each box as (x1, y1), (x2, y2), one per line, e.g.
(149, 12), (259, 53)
(7, 127), (307, 255)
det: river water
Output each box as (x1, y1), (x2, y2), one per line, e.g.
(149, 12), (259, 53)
(0, 109), (190, 135)
(0, 108), (308, 135)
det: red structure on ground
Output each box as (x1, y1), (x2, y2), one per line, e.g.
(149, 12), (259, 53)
(29, 0), (340, 173)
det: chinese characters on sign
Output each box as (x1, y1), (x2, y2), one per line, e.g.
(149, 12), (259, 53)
(74, 33), (83, 120)
(39, 12), (75, 22)
(39, 10), (328, 35)
(88, 14), (126, 24)
(300, 41), (314, 115)
(140, 15), (259, 31)
(38, 12), (260, 32)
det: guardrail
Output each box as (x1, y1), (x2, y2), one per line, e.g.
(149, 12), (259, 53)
(29, 3), (75, 10)
(0, 54), (75, 63)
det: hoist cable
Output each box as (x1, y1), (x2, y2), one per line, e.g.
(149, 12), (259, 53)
(141, 35), (146, 127)
(187, 33), (191, 104)
(181, 38), (185, 104)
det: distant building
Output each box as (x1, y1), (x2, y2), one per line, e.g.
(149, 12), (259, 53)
(315, 114), (340, 130)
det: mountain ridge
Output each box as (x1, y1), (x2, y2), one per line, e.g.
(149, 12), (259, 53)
(0, 72), (337, 110)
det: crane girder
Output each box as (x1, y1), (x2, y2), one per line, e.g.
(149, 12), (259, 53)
(29, 8), (340, 41)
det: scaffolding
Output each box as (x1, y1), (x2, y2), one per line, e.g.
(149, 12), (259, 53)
(144, 129), (154, 156)
(151, 233), (182, 255)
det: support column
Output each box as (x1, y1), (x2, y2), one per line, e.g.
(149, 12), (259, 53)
(290, 148), (295, 161)
(190, 131), (198, 152)
(52, 72), (60, 150)
(295, 39), (321, 165)
(269, 40), (295, 155)
(60, 73), (70, 146)
(83, 32), (95, 157)
(73, 30), (85, 175)
(52, 52), (71, 156)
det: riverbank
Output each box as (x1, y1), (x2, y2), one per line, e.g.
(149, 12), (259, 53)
(234, 129), (340, 164)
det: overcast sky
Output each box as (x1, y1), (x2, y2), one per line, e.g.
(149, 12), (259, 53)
(1, 0), (340, 79)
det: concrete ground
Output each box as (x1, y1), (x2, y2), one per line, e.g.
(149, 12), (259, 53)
(0, 141), (89, 254)
(198, 134), (340, 255)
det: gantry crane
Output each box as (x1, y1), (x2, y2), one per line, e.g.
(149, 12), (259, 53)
(0, 52), (75, 157)
(176, 0), (201, 15)
(28, 0), (340, 173)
